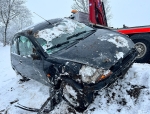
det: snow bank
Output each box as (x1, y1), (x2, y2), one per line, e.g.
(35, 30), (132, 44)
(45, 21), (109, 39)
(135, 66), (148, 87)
(85, 63), (150, 114)
(0, 46), (150, 114)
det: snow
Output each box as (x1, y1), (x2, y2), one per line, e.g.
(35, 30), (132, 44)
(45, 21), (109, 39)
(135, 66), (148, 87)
(63, 85), (79, 107)
(0, 22), (4, 27)
(35, 18), (85, 49)
(79, 65), (96, 76)
(0, 45), (150, 114)
(65, 85), (77, 99)
(79, 65), (98, 83)
(99, 35), (129, 48)
(116, 52), (124, 60)
(86, 63), (150, 114)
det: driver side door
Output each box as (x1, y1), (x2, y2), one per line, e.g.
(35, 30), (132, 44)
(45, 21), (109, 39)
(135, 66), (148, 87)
(17, 35), (50, 85)
(17, 36), (39, 79)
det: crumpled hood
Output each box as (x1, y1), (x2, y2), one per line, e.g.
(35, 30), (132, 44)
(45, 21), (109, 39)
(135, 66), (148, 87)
(51, 29), (135, 69)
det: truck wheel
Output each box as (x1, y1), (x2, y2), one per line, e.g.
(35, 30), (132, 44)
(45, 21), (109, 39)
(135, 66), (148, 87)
(132, 39), (150, 63)
(61, 82), (92, 112)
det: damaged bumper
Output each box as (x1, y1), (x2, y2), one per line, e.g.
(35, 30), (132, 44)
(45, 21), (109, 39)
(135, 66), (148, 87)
(62, 48), (138, 92)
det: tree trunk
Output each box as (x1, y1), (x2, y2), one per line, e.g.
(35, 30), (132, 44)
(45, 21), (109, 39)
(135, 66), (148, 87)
(3, 23), (8, 47)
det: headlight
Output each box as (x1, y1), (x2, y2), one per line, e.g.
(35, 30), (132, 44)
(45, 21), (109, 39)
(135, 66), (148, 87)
(79, 65), (112, 84)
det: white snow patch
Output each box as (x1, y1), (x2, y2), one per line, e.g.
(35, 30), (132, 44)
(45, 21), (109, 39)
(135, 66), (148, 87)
(65, 62), (69, 65)
(109, 34), (114, 36)
(79, 65), (96, 77)
(116, 52), (124, 60)
(0, 42), (3, 46)
(66, 85), (77, 99)
(79, 65), (97, 83)
(63, 85), (79, 107)
(35, 18), (85, 43)
(0, 22), (4, 27)
(99, 36), (129, 48)
(34, 18), (86, 50)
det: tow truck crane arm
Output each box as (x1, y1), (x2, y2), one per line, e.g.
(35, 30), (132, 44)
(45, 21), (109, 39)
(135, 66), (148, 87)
(89, 0), (107, 26)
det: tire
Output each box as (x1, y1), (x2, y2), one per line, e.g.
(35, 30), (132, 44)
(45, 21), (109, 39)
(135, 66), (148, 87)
(132, 39), (150, 63)
(61, 82), (93, 112)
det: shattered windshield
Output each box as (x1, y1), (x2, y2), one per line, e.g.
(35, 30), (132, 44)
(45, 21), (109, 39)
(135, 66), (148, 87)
(33, 18), (94, 54)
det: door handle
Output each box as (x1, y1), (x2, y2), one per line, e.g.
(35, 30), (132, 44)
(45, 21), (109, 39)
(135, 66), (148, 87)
(19, 60), (22, 64)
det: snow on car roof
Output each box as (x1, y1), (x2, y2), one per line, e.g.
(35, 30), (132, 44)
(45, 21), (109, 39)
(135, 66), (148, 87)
(34, 18), (85, 42)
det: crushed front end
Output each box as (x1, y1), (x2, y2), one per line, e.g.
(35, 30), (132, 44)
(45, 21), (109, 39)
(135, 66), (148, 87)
(60, 48), (138, 111)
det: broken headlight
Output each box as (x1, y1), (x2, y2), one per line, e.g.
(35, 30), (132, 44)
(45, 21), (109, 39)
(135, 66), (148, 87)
(79, 65), (112, 84)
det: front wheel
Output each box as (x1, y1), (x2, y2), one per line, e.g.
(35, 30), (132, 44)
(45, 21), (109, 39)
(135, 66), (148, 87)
(61, 82), (94, 112)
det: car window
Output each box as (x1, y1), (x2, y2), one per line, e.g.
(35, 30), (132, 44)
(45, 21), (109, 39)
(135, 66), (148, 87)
(18, 36), (35, 56)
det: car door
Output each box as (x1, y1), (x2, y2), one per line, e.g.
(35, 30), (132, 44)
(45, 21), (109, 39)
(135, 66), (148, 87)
(13, 35), (37, 79)
(18, 35), (50, 85)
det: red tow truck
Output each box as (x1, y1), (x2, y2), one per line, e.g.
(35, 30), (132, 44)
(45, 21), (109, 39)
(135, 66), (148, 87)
(71, 0), (150, 63)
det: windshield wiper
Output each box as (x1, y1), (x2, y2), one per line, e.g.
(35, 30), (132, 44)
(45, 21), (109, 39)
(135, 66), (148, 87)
(67, 30), (96, 41)
(67, 31), (87, 40)
(46, 41), (69, 50)
(67, 30), (95, 40)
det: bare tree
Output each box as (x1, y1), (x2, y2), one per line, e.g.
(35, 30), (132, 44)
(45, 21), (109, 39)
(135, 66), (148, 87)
(72, 0), (112, 24)
(0, 0), (32, 46)
(13, 8), (33, 31)
(72, 0), (89, 13)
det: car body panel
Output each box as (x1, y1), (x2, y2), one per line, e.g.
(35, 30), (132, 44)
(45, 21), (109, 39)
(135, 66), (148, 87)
(50, 29), (135, 69)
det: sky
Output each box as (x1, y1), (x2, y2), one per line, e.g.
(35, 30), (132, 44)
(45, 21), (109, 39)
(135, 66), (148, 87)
(25, 0), (150, 28)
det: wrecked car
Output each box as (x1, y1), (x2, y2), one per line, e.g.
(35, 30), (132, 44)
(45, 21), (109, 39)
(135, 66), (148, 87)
(10, 18), (138, 111)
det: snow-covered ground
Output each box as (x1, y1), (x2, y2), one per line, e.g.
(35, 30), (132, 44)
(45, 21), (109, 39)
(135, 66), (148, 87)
(0, 43), (150, 114)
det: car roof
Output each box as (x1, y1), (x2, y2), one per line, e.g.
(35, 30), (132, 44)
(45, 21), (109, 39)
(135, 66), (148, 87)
(18, 18), (62, 34)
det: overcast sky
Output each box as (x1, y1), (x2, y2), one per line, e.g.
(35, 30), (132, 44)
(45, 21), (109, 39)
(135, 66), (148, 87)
(25, 0), (150, 28)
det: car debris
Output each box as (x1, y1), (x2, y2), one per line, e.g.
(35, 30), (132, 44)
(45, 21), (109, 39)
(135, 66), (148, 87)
(11, 18), (138, 112)
(10, 99), (19, 105)
(15, 88), (62, 113)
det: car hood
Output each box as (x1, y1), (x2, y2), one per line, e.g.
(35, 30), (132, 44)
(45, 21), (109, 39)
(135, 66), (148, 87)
(50, 29), (135, 69)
